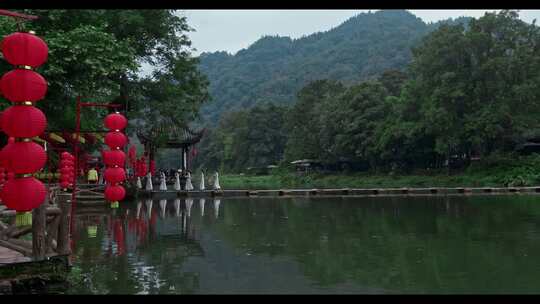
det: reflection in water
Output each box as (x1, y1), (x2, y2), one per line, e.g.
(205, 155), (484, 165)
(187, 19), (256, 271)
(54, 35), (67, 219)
(136, 201), (142, 219)
(214, 199), (220, 219)
(200, 198), (205, 217)
(174, 199), (181, 217)
(159, 199), (167, 218)
(145, 199), (153, 220)
(186, 198), (193, 218)
(69, 196), (540, 294)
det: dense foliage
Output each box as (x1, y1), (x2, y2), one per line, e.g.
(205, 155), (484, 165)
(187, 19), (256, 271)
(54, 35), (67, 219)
(198, 10), (471, 123)
(0, 10), (209, 138)
(195, 11), (540, 178)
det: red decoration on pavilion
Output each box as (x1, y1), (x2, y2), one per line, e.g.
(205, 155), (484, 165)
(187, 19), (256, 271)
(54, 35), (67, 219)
(0, 30), (49, 212)
(1, 105), (46, 138)
(135, 157), (148, 177)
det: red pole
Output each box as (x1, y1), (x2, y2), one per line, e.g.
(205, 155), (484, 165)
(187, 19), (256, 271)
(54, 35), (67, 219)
(0, 10), (38, 20)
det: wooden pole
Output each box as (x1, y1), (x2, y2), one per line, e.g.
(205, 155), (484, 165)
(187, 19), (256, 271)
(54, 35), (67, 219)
(57, 193), (72, 255)
(32, 204), (47, 260)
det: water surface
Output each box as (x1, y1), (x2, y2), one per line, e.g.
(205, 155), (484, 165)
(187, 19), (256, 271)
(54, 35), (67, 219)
(67, 195), (540, 294)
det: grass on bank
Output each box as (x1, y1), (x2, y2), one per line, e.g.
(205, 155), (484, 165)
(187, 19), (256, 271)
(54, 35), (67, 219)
(218, 154), (540, 190)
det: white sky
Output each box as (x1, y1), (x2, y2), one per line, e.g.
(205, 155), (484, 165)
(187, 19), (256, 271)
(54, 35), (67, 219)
(182, 10), (540, 55)
(139, 10), (540, 76)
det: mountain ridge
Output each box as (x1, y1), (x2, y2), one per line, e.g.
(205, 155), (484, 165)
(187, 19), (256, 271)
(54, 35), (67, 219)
(197, 10), (472, 123)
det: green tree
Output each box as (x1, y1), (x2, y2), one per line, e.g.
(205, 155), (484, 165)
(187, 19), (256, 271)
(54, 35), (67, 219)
(0, 10), (209, 135)
(284, 80), (345, 162)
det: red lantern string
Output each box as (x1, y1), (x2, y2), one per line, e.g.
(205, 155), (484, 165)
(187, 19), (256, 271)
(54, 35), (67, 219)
(103, 111), (128, 205)
(0, 31), (49, 212)
(58, 152), (74, 190)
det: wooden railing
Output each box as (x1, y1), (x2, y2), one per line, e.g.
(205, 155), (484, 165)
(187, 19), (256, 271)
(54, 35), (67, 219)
(0, 189), (71, 260)
(74, 183), (104, 200)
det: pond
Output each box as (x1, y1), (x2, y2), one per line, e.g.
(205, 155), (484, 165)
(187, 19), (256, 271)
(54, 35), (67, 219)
(67, 195), (540, 294)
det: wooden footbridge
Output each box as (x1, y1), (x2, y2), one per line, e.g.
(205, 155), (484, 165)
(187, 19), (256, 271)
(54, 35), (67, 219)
(137, 185), (540, 199)
(0, 189), (72, 294)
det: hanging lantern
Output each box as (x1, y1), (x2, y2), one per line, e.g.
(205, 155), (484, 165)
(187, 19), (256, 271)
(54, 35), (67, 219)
(60, 181), (70, 189)
(104, 185), (126, 201)
(3, 141), (46, 174)
(59, 159), (73, 168)
(0, 29), (50, 209)
(1, 32), (48, 68)
(103, 150), (126, 167)
(59, 166), (72, 175)
(104, 167), (126, 183)
(105, 131), (127, 149)
(0, 69), (47, 102)
(1, 177), (46, 212)
(1, 105), (46, 138)
(104, 113), (127, 131)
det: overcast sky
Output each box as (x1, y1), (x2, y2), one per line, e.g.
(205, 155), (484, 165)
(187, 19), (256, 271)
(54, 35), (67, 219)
(182, 10), (540, 55)
(140, 10), (540, 76)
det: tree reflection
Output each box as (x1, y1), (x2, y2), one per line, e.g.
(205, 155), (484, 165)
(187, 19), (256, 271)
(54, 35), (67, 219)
(69, 195), (540, 294)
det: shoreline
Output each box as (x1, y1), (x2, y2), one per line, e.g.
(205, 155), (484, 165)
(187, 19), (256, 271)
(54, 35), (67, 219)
(125, 186), (540, 201)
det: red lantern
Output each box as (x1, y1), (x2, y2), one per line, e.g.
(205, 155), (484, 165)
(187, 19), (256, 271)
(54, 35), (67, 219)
(139, 162), (148, 177)
(60, 181), (70, 189)
(105, 185), (126, 201)
(1, 105), (46, 137)
(1, 32), (48, 68)
(1, 177), (46, 211)
(104, 113), (127, 131)
(61, 152), (71, 159)
(59, 167), (72, 175)
(105, 131), (127, 149)
(104, 167), (126, 183)
(0, 69), (47, 102)
(103, 150), (126, 167)
(0, 145), (7, 168)
(59, 159), (73, 168)
(3, 141), (46, 174)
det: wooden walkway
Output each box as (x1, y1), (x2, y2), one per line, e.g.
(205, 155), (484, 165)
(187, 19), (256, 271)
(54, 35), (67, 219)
(136, 186), (540, 199)
(0, 191), (72, 294)
(0, 246), (30, 265)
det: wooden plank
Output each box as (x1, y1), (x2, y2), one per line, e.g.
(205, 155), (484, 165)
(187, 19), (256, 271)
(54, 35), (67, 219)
(32, 204), (46, 260)
(9, 226), (32, 239)
(0, 245), (31, 264)
(0, 240), (32, 256)
(45, 215), (60, 254)
(57, 196), (71, 255)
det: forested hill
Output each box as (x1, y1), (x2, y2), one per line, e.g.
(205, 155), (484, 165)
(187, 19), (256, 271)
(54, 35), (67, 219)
(197, 10), (470, 122)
